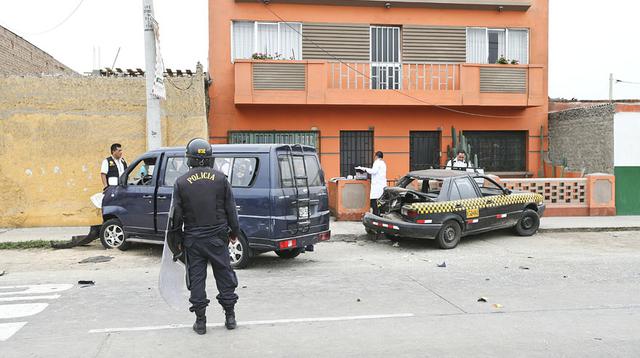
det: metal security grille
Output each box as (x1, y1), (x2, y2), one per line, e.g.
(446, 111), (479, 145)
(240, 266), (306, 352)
(340, 131), (373, 177)
(228, 131), (319, 148)
(370, 26), (401, 90)
(464, 131), (527, 172)
(410, 131), (441, 171)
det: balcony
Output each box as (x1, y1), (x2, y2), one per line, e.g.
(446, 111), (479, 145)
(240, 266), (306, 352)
(234, 60), (545, 107)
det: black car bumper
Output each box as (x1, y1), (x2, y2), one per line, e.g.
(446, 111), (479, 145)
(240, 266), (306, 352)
(538, 203), (546, 218)
(363, 213), (442, 239)
(249, 230), (331, 251)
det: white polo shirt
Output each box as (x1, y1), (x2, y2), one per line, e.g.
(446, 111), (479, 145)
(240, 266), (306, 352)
(101, 156), (126, 186)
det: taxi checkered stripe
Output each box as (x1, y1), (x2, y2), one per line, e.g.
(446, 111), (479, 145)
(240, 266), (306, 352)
(409, 193), (543, 215)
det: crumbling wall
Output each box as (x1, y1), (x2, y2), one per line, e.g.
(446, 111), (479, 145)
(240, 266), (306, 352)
(548, 104), (614, 174)
(0, 71), (207, 227)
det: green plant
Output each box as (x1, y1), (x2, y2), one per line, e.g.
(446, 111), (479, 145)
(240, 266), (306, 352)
(448, 126), (479, 168)
(510, 59), (520, 65)
(251, 52), (282, 60)
(496, 55), (509, 64)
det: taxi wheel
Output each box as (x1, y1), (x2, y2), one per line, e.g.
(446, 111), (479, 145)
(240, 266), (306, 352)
(99, 219), (130, 251)
(229, 232), (251, 269)
(514, 209), (540, 236)
(436, 220), (461, 249)
(275, 248), (302, 259)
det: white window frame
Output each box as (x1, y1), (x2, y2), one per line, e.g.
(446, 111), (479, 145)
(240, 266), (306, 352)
(230, 21), (303, 63)
(466, 27), (529, 64)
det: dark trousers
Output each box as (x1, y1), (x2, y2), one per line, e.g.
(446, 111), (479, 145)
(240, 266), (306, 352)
(370, 199), (380, 216)
(184, 237), (238, 312)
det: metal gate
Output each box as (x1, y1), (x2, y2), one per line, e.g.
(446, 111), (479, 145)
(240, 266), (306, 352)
(228, 131), (319, 149)
(410, 131), (441, 170)
(340, 130), (373, 177)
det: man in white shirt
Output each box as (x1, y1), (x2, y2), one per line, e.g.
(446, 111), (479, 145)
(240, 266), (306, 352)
(356, 151), (387, 216)
(100, 143), (128, 189)
(445, 149), (469, 170)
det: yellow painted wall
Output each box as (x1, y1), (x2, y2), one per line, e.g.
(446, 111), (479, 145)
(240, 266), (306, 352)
(0, 71), (208, 227)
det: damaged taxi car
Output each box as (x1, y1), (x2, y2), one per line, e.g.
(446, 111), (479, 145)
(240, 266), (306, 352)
(362, 169), (545, 249)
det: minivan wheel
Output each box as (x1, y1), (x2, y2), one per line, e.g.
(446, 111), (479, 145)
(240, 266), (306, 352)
(100, 219), (130, 251)
(275, 248), (302, 259)
(229, 233), (251, 269)
(436, 220), (461, 250)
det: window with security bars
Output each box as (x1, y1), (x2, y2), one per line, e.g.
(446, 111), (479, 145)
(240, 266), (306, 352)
(410, 131), (441, 171)
(340, 131), (373, 177)
(370, 26), (401, 90)
(228, 131), (318, 149)
(464, 131), (527, 172)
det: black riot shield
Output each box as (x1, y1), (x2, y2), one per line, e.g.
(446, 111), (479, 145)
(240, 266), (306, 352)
(158, 198), (191, 311)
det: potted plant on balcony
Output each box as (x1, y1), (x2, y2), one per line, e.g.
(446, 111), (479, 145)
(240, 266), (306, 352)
(251, 52), (283, 60)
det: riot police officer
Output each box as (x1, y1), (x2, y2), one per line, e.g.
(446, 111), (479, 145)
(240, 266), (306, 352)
(170, 138), (240, 335)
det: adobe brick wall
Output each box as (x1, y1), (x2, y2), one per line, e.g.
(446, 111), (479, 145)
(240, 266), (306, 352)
(0, 25), (76, 76)
(0, 72), (207, 227)
(548, 104), (615, 174)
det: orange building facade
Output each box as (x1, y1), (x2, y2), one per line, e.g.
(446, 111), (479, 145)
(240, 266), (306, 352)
(209, 0), (549, 180)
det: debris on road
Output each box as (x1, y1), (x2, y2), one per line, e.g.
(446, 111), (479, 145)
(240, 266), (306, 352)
(79, 255), (113, 264)
(437, 262), (447, 268)
(485, 278), (490, 281)
(357, 298), (361, 302)
(392, 242), (400, 247)
(519, 266), (530, 270)
(78, 280), (95, 288)
(0, 270), (5, 276)
(477, 297), (488, 302)
(492, 303), (503, 309)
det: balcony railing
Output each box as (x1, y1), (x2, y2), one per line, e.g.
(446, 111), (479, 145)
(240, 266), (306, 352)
(234, 59), (545, 107)
(329, 62), (459, 91)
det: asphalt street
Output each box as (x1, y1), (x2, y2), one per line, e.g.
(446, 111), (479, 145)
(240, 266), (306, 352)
(1, 230), (639, 357)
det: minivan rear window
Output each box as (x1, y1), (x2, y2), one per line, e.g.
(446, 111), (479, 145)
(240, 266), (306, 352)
(304, 155), (323, 186)
(278, 156), (294, 188)
(214, 157), (259, 187)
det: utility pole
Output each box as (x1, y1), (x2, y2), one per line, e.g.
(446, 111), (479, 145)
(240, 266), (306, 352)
(143, 0), (162, 150)
(609, 73), (614, 103)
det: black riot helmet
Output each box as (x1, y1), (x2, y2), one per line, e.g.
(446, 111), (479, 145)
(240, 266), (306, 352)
(186, 138), (213, 168)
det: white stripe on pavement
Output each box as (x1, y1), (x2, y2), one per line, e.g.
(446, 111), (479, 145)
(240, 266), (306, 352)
(0, 295), (61, 302)
(0, 284), (73, 297)
(0, 322), (27, 342)
(89, 313), (415, 334)
(0, 303), (48, 319)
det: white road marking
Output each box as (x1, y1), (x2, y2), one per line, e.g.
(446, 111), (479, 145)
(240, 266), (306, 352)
(0, 303), (48, 319)
(0, 322), (27, 342)
(0, 284), (73, 296)
(0, 295), (61, 302)
(89, 313), (415, 334)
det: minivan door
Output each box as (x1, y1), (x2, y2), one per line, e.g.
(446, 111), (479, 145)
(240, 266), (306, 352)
(156, 155), (190, 237)
(118, 154), (159, 237)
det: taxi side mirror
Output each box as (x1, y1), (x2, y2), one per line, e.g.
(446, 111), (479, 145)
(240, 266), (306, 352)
(504, 188), (512, 195)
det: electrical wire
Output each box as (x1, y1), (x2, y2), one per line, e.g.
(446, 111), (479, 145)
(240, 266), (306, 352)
(616, 80), (640, 86)
(22, 0), (87, 36)
(166, 75), (195, 91)
(257, 1), (529, 119)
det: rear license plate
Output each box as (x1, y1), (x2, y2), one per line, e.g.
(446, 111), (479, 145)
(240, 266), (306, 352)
(298, 207), (309, 219)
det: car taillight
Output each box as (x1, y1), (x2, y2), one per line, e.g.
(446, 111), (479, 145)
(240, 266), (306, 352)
(279, 239), (297, 249)
(406, 209), (418, 219)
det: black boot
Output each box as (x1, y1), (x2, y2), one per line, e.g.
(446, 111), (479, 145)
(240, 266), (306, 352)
(224, 308), (237, 330)
(193, 309), (207, 335)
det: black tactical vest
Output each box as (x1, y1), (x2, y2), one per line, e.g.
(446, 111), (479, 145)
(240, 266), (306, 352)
(175, 167), (229, 229)
(105, 156), (127, 184)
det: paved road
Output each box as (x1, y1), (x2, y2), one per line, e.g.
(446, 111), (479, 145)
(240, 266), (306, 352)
(1, 230), (639, 357)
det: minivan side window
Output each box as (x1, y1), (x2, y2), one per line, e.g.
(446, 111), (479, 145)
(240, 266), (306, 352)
(231, 158), (258, 187)
(127, 157), (157, 186)
(164, 156), (189, 186)
(214, 157), (259, 187)
(278, 156), (294, 188)
(304, 155), (323, 186)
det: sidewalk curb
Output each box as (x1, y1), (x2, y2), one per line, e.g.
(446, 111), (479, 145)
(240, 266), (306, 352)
(538, 227), (640, 233)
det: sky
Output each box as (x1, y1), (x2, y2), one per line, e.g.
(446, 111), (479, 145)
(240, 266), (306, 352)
(1, 0), (639, 100)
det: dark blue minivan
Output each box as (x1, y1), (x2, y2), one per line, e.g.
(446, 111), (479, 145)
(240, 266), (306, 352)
(100, 144), (331, 268)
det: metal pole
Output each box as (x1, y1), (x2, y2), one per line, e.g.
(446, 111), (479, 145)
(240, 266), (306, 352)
(143, 0), (162, 150)
(609, 73), (614, 103)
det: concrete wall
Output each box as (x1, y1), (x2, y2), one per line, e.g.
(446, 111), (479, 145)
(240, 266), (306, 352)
(0, 73), (207, 227)
(548, 104), (614, 174)
(0, 25), (76, 76)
